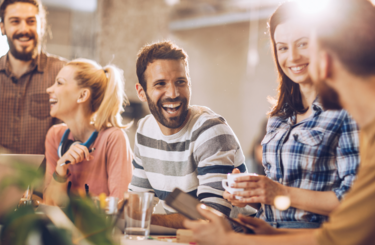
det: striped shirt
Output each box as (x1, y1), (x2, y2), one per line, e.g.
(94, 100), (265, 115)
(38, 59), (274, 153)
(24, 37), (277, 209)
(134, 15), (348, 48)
(129, 105), (247, 216)
(0, 52), (66, 154)
(258, 100), (360, 224)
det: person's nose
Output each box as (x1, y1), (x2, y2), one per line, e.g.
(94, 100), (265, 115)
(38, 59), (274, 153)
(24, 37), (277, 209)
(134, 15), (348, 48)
(46, 84), (54, 94)
(289, 46), (301, 62)
(18, 20), (29, 33)
(165, 82), (179, 99)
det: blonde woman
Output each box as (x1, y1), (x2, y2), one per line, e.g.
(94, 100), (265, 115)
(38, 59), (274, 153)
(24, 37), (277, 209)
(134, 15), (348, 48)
(43, 59), (132, 205)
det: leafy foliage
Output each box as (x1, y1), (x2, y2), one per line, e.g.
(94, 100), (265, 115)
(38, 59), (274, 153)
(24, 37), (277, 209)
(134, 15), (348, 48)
(0, 159), (118, 245)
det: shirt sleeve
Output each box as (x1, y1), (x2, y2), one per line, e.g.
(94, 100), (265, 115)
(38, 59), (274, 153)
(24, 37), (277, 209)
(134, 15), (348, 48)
(194, 117), (247, 217)
(315, 164), (375, 245)
(128, 133), (159, 208)
(106, 129), (133, 200)
(332, 113), (360, 200)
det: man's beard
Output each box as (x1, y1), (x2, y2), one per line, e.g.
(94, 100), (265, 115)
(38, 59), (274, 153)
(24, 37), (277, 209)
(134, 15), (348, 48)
(316, 79), (343, 110)
(7, 32), (38, 61)
(146, 93), (189, 129)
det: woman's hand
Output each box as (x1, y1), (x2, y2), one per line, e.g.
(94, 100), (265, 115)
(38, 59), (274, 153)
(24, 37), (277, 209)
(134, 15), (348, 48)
(223, 168), (248, 208)
(56, 144), (92, 176)
(232, 175), (288, 206)
(184, 204), (234, 245)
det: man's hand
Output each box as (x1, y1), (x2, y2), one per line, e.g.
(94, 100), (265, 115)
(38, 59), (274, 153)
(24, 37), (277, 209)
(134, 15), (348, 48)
(232, 175), (288, 205)
(184, 204), (234, 245)
(151, 213), (186, 229)
(237, 214), (278, 235)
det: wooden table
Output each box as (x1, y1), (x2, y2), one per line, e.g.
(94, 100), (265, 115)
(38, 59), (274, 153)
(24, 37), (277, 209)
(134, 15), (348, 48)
(118, 235), (191, 245)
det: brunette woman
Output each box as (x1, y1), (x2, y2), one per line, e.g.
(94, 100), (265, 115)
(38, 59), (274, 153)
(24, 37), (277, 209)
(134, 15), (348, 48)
(225, 1), (359, 229)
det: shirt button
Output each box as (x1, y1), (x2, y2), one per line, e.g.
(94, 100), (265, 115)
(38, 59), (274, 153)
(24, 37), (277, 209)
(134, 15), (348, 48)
(14, 137), (19, 142)
(15, 116), (20, 121)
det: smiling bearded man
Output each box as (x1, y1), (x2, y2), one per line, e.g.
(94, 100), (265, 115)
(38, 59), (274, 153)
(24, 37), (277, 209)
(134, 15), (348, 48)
(129, 41), (248, 229)
(0, 0), (66, 154)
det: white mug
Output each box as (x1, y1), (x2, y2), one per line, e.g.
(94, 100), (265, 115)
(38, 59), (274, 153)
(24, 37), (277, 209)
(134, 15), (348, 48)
(222, 173), (258, 199)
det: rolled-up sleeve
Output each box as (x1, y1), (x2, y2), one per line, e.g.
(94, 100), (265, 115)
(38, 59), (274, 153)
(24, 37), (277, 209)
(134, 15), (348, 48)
(332, 113), (360, 200)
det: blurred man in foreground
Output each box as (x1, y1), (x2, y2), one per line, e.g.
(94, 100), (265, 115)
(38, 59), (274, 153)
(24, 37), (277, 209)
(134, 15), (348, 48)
(185, 0), (375, 244)
(0, 0), (66, 154)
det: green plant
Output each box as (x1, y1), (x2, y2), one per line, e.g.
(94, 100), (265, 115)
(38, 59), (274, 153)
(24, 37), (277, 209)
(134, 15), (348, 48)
(0, 159), (118, 245)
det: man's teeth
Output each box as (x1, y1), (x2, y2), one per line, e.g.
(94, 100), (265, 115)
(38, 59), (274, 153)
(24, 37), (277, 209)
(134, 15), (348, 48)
(19, 37), (31, 41)
(163, 103), (181, 108)
(290, 64), (307, 72)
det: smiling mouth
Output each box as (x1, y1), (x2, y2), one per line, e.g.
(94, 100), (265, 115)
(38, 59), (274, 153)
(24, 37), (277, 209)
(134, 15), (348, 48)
(50, 98), (58, 106)
(289, 64), (308, 73)
(162, 103), (182, 114)
(17, 37), (32, 42)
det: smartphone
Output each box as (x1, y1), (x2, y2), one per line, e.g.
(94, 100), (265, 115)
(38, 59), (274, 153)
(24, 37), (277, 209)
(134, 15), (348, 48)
(165, 188), (254, 234)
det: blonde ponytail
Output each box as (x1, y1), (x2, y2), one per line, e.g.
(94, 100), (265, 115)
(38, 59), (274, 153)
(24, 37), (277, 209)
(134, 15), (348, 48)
(94, 65), (130, 130)
(66, 58), (131, 131)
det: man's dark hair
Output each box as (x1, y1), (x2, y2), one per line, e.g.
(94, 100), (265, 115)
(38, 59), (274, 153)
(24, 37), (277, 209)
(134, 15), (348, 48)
(316, 0), (375, 77)
(136, 41), (189, 91)
(0, 0), (46, 36)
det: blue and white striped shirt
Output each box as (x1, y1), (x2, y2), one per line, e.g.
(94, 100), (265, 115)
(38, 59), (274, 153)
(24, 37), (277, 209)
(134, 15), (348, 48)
(258, 100), (360, 224)
(129, 105), (247, 216)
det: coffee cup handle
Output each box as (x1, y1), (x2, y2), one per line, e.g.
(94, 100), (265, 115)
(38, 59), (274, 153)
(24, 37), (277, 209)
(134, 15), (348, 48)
(222, 179), (229, 191)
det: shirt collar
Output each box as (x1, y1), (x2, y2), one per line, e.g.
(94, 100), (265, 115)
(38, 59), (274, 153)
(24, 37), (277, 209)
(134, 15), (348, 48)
(0, 52), (46, 76)
(0, 54), (7, 72)
(287, 96), (323, 125)
(312, 96), (324, 113)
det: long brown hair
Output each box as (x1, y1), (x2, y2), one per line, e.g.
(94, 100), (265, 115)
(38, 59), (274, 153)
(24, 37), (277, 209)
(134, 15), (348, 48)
(268, 1), (308, 118)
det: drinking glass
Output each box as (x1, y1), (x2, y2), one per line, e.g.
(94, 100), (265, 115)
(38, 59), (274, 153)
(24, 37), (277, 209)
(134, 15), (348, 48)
(92, 196), (119, 225)
(124, 192), (154, 240)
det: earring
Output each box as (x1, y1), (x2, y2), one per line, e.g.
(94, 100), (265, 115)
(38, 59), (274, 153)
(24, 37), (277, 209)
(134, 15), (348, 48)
(77, 99), (81, 102)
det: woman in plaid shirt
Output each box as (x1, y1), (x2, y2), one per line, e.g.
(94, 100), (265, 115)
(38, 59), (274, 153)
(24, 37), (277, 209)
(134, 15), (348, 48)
(224, 1), (360, 229)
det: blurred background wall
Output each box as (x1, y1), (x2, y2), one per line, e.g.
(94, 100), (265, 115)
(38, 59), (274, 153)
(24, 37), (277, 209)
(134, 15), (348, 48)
(0, 0), (283, 157)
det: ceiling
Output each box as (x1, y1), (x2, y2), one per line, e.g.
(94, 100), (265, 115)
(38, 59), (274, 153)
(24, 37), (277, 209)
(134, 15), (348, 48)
(41, 0), (97, 12)
(169, 0), (281, 20)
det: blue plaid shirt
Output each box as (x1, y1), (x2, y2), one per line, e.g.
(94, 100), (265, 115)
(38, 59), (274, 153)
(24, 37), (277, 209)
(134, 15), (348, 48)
(258, 100), (360, 224)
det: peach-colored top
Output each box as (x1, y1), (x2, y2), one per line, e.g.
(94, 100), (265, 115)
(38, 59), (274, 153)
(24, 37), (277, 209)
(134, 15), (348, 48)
(44, 124), (133, 199)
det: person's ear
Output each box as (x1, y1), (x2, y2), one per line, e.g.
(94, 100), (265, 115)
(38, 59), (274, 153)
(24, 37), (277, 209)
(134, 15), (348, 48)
(319, 51), (333, 82)
(0, 22), (5, 36)
(136, 83), (147, 102)
(77, 89), (91, 103)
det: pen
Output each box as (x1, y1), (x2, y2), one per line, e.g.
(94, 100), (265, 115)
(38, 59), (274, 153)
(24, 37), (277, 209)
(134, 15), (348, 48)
(59, 148), (95, 166)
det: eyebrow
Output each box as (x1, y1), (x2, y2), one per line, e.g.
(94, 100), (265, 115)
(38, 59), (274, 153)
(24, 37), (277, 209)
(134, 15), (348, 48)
(276, 37), (309, 45)
(8, 16), (36, 21)
(176, 77), (188, 80)
(56, 77), (66, 82)
(153, 76), (188, 83)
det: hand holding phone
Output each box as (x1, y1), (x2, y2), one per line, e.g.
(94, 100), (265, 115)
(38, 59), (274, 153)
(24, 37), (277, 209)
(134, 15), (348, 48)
(165, 188), (254, 234)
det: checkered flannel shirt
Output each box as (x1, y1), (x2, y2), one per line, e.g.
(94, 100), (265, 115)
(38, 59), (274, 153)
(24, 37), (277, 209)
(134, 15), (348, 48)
(258, 100), (360, 224)
(0, 52), (66, 154)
